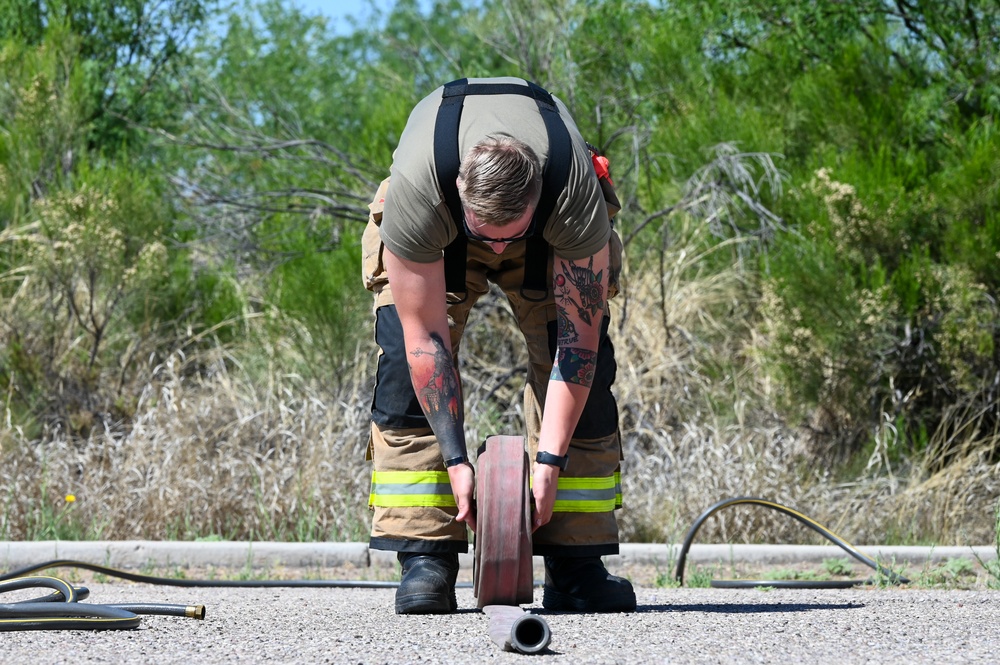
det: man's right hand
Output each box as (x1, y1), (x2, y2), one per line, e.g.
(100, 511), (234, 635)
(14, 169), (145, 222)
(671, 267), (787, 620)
(447, 462), (477, 532)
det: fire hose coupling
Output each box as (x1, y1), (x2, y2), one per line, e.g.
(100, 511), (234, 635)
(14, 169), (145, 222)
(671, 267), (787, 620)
(483, 604), (552, 654)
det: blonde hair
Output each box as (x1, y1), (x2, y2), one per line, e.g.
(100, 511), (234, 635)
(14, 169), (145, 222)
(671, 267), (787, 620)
(457, 134), (542, 226)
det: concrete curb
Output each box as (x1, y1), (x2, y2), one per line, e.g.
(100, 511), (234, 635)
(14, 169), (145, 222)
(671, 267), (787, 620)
(2, 541), (995, 573)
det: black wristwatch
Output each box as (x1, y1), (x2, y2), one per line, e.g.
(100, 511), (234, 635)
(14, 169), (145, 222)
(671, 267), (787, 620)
(535, 451), (569, 471)
(444, 455), (469, 468)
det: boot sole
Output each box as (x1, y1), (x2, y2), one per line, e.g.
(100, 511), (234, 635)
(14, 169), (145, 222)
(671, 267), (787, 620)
(542, 586), (636, 613)
(395, 591), (458, 615)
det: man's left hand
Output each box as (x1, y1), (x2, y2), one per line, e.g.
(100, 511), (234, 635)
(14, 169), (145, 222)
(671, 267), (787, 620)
(448, 462), (477, 532)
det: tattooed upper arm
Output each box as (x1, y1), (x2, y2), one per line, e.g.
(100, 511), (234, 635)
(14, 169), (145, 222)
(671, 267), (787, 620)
(554, 255), (605, 343)
(551, 255), (605, 386)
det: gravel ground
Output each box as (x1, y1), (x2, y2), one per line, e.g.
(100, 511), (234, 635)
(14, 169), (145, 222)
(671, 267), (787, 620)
(3, 581), (998, 664)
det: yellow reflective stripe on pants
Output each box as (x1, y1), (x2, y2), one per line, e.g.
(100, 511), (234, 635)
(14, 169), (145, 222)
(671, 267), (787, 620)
(369, 470), (456, 508)
(541, 476), (619, 514)
(614, 470), (622, 509)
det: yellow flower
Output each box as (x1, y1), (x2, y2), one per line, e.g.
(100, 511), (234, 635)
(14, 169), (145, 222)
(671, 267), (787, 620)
(65, 494), (76, 503)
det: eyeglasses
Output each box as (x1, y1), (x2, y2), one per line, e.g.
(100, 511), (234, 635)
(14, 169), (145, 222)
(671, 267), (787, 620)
(462, 214), (534, 245)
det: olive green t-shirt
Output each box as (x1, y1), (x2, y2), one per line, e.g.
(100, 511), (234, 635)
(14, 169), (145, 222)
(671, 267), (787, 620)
(380, 77), (610, 263)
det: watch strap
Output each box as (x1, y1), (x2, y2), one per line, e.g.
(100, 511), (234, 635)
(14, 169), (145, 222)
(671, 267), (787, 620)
(535, 450), (569, 471)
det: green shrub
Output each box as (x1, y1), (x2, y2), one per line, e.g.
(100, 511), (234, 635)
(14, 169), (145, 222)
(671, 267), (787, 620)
(270, 226), (368, 381)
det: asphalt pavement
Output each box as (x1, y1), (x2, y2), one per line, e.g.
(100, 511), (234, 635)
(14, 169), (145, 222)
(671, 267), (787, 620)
(2, 542), (998, 664)
(2, 583), (998, 664)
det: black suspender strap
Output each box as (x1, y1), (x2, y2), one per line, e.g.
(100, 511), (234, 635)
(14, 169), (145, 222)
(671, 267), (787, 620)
(434, 79), (469, 297)
(522, 81), (571, 300)
(433, 78), (572, 300)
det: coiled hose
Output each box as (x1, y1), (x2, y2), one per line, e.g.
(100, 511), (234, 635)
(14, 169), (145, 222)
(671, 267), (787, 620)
(0, 572), (205, 631)
(674, 496), (911, 588)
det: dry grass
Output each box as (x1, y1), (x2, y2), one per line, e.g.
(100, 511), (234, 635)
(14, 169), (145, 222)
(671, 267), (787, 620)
(0, 347), (374, 542)
(2, 218), (998, 547)
(610, 223), (827, 545)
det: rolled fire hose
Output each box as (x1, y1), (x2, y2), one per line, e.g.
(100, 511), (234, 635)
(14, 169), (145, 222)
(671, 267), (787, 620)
(473, 435), (552, 654)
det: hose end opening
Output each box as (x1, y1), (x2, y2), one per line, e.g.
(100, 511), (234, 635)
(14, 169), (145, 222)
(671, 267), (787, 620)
(509, 614), (551, 654)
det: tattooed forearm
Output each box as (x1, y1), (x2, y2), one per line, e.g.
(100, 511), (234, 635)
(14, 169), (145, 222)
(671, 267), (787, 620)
(408, 332), (460, 419)
(408, 332), (465, 461)
(550, 347), (597, 387)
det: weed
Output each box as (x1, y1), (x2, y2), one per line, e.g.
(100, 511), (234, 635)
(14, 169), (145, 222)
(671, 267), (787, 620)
(20, 472), (90, 540)
(761, 567), (797, 581)
(231, 543), (275, 581)
(823, 557), (854, 577)
(762, 567), (829, 582)
(685, 564), (720, 588)
(871, 556), (910, 588)
(942, 557), (976, 577)
(649, 543), (681, 589)
(236, 544), (257, 581)
(654, 570), (681, 588)
(916, 558), (978, 588)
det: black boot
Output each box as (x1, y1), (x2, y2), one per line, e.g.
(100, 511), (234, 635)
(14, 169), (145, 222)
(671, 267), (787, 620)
(395, 552), (459, 614)
(542, 556), (637, 613)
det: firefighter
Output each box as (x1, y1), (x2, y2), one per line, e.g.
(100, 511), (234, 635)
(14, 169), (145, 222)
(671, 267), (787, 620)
(361, 76), (634, 614)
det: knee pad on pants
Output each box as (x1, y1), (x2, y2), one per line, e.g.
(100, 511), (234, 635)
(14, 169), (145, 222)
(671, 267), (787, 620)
(371, 305), (428, 430)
